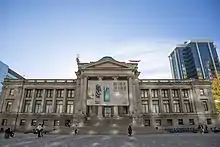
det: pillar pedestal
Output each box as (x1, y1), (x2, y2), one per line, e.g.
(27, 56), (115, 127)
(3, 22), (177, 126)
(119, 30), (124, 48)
(98, 106), (103, 118)
(113, 106), (119, 118)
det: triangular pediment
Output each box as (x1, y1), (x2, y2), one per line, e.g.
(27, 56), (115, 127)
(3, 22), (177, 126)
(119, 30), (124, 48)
(82, 60), (132, 69)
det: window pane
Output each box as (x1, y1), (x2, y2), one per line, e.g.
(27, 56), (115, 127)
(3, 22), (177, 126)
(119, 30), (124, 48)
(24, 100), (31, 113)
(35, 100), (42, 113)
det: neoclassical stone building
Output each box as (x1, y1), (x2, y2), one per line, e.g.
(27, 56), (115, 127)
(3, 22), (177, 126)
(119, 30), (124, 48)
(0, 56), (218, 134)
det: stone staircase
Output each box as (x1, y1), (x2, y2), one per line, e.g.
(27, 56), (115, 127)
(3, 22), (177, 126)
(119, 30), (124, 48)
(50, 117), (165, 135)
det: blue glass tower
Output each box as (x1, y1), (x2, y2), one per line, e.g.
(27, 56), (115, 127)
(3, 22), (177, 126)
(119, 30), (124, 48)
(0, 61), (24, 95)
(169, 40), (220, 80)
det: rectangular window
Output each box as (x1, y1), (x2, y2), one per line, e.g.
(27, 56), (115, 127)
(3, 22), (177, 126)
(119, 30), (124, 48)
(167, 119), (173, 126)
(152, 100), (159, 113)
(178, 119), (184, 125)
(151, 89), (158, 98)
(20, 119), (26, 126)
(189, 119), (195, 125)
(25, 89), (33, 98)
(24, 100), (31, 113)
(9, 89), (15, 96)
(201, 100), (208, 111)
(156, 119), (161, 126)
(184, 100), (192, 112)
(161, 89), (169, 98)
(31, 119), (37, 126)
(173, 100), (180, 113)
(54, 120), (60, 126)
(182, 89), (189, 98)
(56, 101), (63, 113)
(6, 101), (13, 112)
(56, 89), (64, 98)
(67, 89), (75, 98)
(66, 101), (74, 114)
(141, 90), (149, 98)
(1, 119), (7, 126)
(43, 120), (48, 126)
(144, 119), (150, 126)
(207, 119), (212, 125)
(36, 89), (43, 98)
(163, 100), (170, 113)
(141, 101), (149, 113)
(34, 100), (41, 113)
(200, 89), (205, 96)
(172, 89), (179, 98)
(46, 89), (53, 98)
(45, 100), (53, 113)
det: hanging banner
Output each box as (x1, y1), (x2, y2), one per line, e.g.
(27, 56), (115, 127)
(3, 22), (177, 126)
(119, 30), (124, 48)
(87, 80), (129, 106)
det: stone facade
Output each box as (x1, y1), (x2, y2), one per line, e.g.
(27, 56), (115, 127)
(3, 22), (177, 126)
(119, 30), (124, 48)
(0, 56), (218, 133)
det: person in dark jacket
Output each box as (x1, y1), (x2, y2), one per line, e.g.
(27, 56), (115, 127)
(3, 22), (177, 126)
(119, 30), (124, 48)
(128, 125), (132, 136)
(4, 128), (10, 139)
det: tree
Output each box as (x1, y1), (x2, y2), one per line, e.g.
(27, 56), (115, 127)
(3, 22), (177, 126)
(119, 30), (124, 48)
(212, 75), (220, 115)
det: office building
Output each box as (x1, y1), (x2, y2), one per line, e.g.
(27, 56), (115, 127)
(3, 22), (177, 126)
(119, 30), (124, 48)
(0, 56), (218, 134)
(0, 61), (24, 95)
(169, 40), (220, 80)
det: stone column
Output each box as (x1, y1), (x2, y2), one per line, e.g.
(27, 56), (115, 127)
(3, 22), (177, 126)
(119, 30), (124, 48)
(128, 77), (134, 114)
(148, 88), (152, 113)
(62, 89), (67, 113)
(189, 89), (195, 112)
(19, 87), (26, 113)
(82, 77), (88, 114)
(179, 88), (186, 113)
(113, 106), (119, 117)
(98, 106), (103, 118)
(74, 79), (81, 114)
(41, 89), (46, 113)
(30, 89), (36, 113)
(79, 77), (84, 114)
(134, 78), (142, 114)
(52, 89), (56, 113)
(159, 89), (163, 113)
(169, 89), (174, 113)
(208, 87), (216, 113)
(0, 87), (7, 112)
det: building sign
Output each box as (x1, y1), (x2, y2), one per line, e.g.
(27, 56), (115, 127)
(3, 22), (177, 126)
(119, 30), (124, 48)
(87, 80), (129, 106)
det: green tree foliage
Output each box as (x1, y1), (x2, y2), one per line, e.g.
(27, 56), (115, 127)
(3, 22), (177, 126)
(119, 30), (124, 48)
(212, 75), (220, 114)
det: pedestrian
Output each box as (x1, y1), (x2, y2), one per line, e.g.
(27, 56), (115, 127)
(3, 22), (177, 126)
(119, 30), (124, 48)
(40, 124), (44, 137)
(36, 124), (43, 137)
(75, 124), (78, 135)
(128, 125), (132, 136)
(4, 128), (10, 139)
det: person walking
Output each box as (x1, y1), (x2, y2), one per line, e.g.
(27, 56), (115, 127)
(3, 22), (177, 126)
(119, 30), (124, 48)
(128, 125), (132, 136)
(36, 124), (43, 137)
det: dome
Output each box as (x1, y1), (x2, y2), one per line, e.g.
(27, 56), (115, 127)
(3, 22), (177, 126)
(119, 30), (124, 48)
(99, 56), (116, 61)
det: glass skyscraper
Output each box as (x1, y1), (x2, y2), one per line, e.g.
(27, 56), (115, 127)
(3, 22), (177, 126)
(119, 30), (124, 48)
(169, 40), (220, 80)
(0, 61), (24, 95)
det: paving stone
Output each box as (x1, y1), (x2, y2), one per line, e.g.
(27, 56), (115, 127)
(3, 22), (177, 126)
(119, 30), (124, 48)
(0, 133), (220, 147)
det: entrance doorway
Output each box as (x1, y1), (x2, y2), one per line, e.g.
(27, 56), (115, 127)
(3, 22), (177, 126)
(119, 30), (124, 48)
(103, 106), (112, 117)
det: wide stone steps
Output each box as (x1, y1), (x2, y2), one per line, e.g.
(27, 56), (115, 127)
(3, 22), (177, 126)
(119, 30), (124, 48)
(84, 117), (132, 127)
(51, 126), (164, 135)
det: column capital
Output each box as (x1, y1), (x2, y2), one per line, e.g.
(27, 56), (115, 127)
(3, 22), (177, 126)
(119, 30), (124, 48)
(98, 76), (103, 80)
(127, 76), (133, 80)
(112, 76), (118, 80)
(81, 75), (88, 79)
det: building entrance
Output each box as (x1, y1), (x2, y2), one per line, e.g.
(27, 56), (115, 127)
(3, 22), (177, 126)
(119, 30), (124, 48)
(103, 106), (112, 117)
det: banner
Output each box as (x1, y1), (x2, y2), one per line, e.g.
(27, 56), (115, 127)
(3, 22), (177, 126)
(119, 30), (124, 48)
(87, 80), (129, 106)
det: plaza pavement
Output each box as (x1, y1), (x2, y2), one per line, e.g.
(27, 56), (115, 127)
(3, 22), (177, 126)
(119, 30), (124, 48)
(0, 133), (220, 147)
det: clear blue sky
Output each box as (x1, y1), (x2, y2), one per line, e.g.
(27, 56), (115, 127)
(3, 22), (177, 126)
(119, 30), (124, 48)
(0, 0), (220, 79)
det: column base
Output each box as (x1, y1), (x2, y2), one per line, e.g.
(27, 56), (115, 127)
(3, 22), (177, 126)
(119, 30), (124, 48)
(97, 116), (103, 120)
